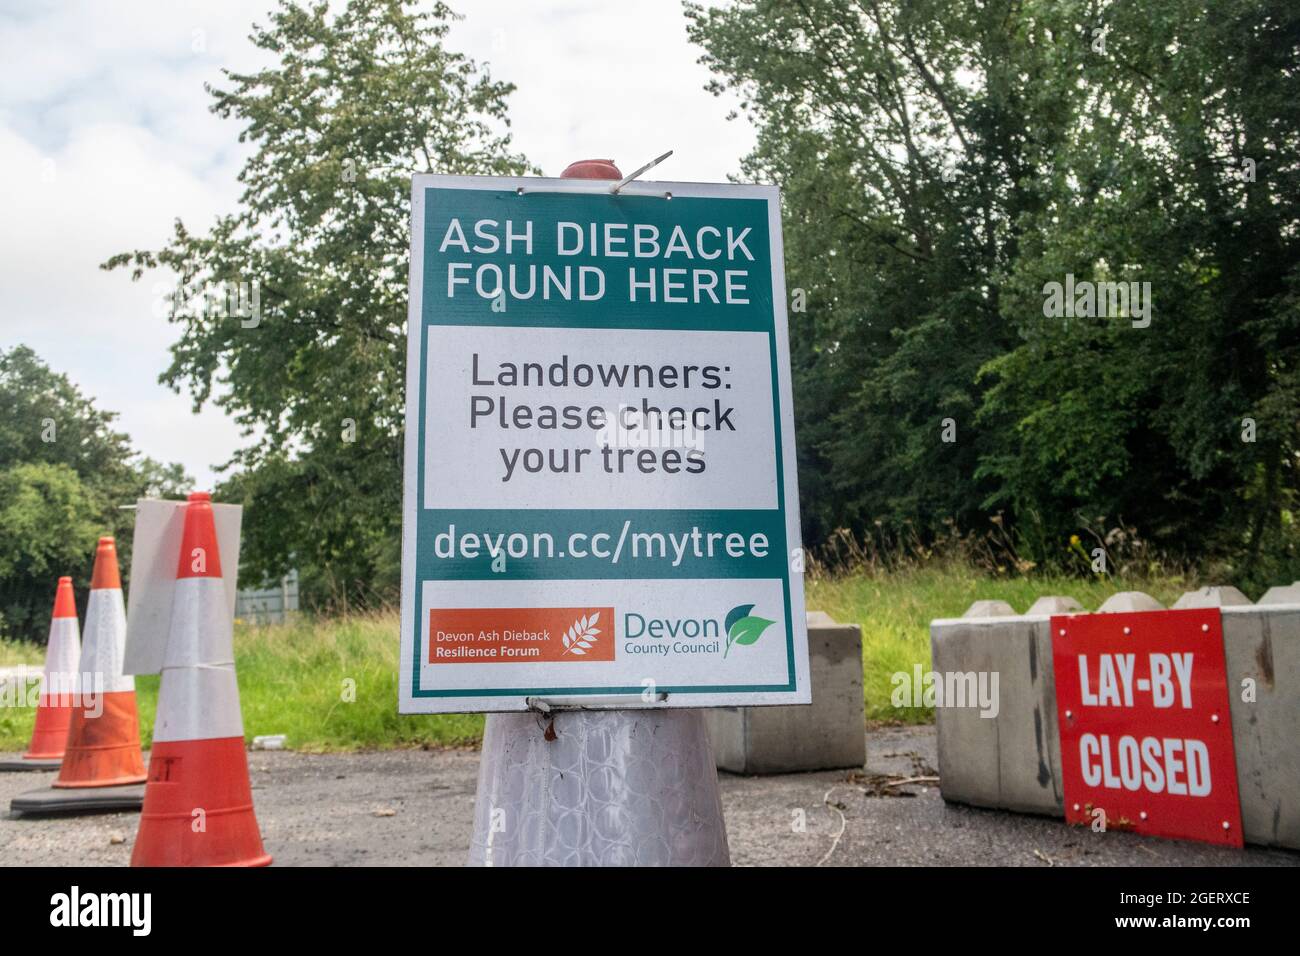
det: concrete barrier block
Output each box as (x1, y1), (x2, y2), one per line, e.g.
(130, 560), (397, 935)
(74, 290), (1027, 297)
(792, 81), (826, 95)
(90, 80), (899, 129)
(706, 617), (864, 774)
(1222, 606), (1300, 849)
(1026, 596), (1084, 615)
(930, 617), (1063, 815)
(934, 599), (1300, 849)
(1172, 586), (1252, 609)
(930, 619), (999, 808)
(1257, 583), (1300, 605)
(963, 599), (1017, 618)
(1097, 591), (1164, 613)
(993, 617), (1065, 816)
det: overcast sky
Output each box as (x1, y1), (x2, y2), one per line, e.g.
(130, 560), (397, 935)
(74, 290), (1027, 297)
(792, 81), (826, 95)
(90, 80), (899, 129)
(0, 0), (755, 488)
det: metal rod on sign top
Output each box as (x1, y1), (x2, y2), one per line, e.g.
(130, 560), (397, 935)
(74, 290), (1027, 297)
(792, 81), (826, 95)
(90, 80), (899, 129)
(610, 150), (674, 194)
(514, 150), (676, 198)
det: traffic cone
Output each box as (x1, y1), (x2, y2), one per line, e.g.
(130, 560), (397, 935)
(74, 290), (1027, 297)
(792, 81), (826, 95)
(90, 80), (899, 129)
(22, 577), (81, 763)
(131, 492), (271, 867)
(55, 537), (146, 788)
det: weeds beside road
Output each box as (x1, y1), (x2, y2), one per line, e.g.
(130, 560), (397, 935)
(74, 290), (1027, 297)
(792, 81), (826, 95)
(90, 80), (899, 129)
(1, 613), (483, 752)
(807, 563), (1194, 723)
(1, 564), (1196, 750)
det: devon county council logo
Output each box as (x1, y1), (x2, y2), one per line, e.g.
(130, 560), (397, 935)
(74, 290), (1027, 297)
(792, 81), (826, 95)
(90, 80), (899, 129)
(724, 604), (775, 659)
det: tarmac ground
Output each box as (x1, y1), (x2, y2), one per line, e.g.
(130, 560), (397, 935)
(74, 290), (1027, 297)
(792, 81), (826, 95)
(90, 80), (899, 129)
(2, 725), (1296, 867)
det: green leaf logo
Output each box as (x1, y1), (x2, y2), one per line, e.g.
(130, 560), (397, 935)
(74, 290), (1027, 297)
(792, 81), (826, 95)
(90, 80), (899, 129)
(724, 604), (754, 634)
(724, 604), (775, 659)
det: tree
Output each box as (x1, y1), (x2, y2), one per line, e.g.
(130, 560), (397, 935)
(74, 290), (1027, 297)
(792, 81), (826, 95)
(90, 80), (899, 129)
(978, 0), (1300, 584)
(688, 0), (1300, 582)
(687, 0), (1050, 544)
(104, 0), (535, 608)
(0, 346), (189, 638)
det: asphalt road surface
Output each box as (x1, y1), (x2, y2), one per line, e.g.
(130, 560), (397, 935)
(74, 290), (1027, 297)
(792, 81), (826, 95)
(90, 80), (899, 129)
(2, 726), (1296, 867)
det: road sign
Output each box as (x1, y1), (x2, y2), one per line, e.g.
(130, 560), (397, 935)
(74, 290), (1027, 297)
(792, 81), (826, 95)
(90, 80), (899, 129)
(400, 174), (808, 713)
(1052, 608), (1243, 847)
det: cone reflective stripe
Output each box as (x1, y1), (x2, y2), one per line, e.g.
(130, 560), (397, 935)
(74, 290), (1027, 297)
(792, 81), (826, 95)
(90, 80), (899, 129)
(467, 159), (731, 866)
(131, 493), (270, 867)
(23, 577), (81, 761)
(55, 537), (146, 788)
(152, 577), (244, 742)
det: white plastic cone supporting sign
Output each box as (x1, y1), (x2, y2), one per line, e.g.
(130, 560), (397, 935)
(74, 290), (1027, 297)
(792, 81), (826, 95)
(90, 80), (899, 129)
(152, 576), (245, 742)
(468, 708), (729, 866)
(124, 499), (242, 676)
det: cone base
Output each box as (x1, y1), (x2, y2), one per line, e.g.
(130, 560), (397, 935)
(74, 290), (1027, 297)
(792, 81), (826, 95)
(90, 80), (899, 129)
(54, 692), (147, 788)
(20, 749), (67, 761)
(131, 736), (271, 867)
(54, 772), (148, 789)
(23, 700), (74, 761)
(213, 854), (273, 868)
(0, 757), (62, 772)
(11, 783), (144, 816)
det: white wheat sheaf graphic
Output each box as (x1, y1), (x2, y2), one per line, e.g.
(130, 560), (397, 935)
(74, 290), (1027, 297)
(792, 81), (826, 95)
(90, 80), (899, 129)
(561, 612), (601, 655)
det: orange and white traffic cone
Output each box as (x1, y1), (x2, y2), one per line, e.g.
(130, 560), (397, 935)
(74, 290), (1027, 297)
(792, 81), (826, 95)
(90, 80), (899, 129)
(22, 577), (81, 765)
(131, 493), (271, 867)
(55, 537), (147, 788)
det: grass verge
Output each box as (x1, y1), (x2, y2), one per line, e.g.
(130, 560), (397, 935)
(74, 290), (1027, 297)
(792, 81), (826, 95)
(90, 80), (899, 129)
(1, 612), (481, 752)
(806, 561), (1193, 724)
(2, 564), (1194, 750)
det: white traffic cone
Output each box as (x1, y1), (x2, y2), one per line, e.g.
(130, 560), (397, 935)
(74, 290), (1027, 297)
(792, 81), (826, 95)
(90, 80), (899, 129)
(466, 156), (731, 868)
(468, 708), (729, 865)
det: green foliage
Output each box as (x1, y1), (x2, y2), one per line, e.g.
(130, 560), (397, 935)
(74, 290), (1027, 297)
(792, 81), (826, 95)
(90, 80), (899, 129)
(0, 346), (189, 639)
(687, 0), (1300, 587)
(225, 612), (482, 751)
(0, 562), (1199, 748)
(807, 561), (1194, 723)
(979, 0), (1300, 589)
(103, 0), (536, 608)
(0, 463), (101, 588)
(0, 614), (481, 751)
(688, 0), (1034, 542)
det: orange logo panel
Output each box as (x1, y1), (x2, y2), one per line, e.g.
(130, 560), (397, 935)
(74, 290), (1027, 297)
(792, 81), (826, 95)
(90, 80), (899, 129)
(428, 607), (615, 663)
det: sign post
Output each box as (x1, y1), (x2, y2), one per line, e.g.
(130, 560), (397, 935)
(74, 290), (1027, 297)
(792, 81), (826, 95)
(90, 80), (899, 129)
(1052, 608), (1243, 847)
(402, 158), (807, 864)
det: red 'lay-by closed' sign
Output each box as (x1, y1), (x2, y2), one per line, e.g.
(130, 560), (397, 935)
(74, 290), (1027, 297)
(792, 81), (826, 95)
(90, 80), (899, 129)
(1051, 608), (1243, 848)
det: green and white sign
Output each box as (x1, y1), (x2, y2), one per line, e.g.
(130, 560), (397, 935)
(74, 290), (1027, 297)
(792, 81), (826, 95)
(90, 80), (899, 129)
(399, 174), (808, 713)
